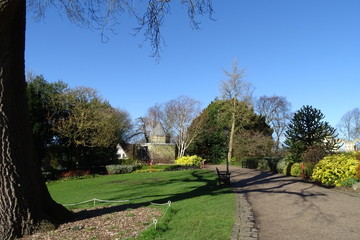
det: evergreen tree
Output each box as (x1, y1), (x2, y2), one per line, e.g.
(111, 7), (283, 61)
(284, 105), (340, 160)
(187, 99), (274, 163)
(26, 75), (68, 167)
(187, 100), (228, 163)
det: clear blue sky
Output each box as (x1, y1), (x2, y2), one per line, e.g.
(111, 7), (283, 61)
(25, 0), (360, 130)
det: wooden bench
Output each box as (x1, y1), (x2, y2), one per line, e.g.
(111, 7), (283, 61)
(216, 167), (231, 185)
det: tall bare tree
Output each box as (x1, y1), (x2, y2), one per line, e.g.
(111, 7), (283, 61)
(142, 96), (202, 158)
(337, 108), (360, 140)
(0, 1), (214, 239)
(255, 95), (292, 153)
(134, 104), (165, 143)
(220, 59), (253, 172)
(164, 96), (202, 157)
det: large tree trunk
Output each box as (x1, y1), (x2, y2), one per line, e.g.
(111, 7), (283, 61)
(0, 1), (72, 239)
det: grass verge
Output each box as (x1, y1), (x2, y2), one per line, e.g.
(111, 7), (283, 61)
(47, 169), (235, 240)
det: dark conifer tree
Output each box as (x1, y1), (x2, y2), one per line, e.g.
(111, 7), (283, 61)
(284, 105), (340, 160)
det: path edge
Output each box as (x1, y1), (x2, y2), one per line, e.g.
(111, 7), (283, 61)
(231, 186), (258, 240)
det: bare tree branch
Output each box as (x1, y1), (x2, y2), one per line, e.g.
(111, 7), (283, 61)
(255, 95), (292, 152)
(28, 0), (214, 59)
(337, 108), (360, 140)
(143, 95), (201, 157)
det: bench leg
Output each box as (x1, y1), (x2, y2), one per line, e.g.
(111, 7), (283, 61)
(218, 176), (230, 185)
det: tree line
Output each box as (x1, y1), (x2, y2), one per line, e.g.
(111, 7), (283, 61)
(28, 66), (360, 173)
(136, 60), (357, 169)
(26, 74), (133, 170)
(27, 68), (288, 171)
(1, 1), (215, 238)
(15, 67), (358, 240)
(2, 0), (358, 238)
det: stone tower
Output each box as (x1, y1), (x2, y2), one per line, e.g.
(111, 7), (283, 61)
(149, 122), (168, 143)
(141, 122), (175, 163)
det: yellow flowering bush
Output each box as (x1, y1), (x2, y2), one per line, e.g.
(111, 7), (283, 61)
(355, 152), (360, 180)
(175, 155), (205, 167)
(311, 152), (359, 186)
(290, 163), (302, 177)
(356, 162), (360, 180)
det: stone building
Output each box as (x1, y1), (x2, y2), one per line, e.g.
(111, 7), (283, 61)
(141, 122), (176, 163)
(149, 123), (170, 144)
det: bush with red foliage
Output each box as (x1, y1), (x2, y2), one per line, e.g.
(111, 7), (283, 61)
(59, 170), (91, 179)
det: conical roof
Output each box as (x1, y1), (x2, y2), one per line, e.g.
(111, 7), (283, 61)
(150, 122), (166, 136)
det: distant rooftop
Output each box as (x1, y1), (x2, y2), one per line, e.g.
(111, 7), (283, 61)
(150, 122), (166, 136)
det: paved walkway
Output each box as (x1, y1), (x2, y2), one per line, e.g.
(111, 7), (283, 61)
(207, 165), (360, 240)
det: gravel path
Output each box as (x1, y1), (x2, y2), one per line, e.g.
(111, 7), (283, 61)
(208, 165), (360, 240)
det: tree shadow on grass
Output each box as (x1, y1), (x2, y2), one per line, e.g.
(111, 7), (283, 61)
(68, 170), (231, 222)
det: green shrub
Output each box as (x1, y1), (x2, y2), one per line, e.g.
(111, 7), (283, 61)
(356, 162), (360, 181)
(230, 157), (237, 165)
(284, 161), (294, 175)
(340, 177), (358, 187)
(105, 165), (139, 174)
(265, 157), (280, 172)
(238, 158), (246, 167)
(311, 152), (359, 186)
(290, 163), (302, 177)
(276, 158), (287, 174)
(175, 155), (205, 167)
(303, 162), (315, 178)
(355, 152), (360, 180)
(240, 157), (259, 169)
(280, 154), (297, 175)
(285, 152), (303, 163)
(213, 158), (227, 165)
(240, 157), (280, 172)
(118, 158), (146, 165)
(257, 159), (270, 171)
(134, 169), (165, 173)
(42, 171), (54, 181)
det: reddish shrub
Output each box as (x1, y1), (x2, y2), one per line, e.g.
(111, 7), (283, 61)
(60, 170), (91, 178)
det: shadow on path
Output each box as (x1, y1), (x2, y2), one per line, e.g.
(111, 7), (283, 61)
(207, 165), (360, 240)
(232, 169), (327, 200)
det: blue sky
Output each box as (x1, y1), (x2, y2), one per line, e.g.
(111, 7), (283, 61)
(25, 0), (360, 131)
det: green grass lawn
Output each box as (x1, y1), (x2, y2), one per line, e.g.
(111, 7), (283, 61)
(47, 169), (236, 240)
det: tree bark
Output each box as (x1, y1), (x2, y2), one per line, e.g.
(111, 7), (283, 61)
(226, 98), (236, 172)
(0, 1), (72, 239)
